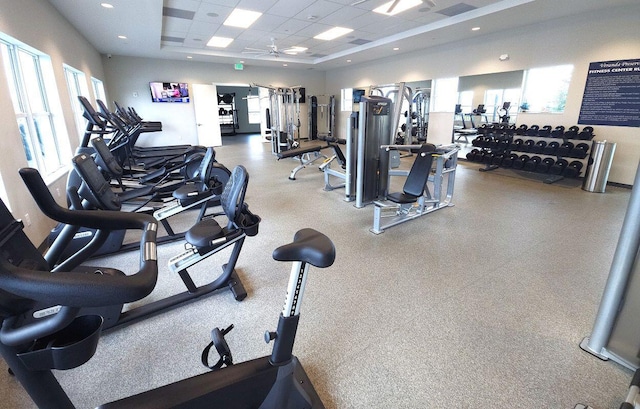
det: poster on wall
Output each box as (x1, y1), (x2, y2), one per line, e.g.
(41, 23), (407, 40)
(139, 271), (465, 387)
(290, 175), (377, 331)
(578, 58), (640, 127)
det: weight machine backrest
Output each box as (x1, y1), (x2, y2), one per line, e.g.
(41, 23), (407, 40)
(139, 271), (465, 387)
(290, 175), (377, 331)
(403, 144), (436, 198)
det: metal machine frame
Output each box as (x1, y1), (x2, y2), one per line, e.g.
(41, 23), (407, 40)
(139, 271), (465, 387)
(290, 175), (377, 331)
(371, 144), (459, 234)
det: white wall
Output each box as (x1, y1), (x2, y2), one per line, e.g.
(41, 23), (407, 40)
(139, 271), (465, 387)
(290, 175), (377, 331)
(325, 3), (640, 185)
(0, 0), (106, 242)
(102, 56), (325, 147)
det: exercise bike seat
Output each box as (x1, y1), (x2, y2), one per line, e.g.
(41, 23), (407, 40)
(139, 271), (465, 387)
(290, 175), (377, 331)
(272, 228), (336, 268)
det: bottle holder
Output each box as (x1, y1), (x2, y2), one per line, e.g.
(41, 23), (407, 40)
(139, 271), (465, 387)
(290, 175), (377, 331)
(239, 207), (261, 237)
(17, 315), (103, 371)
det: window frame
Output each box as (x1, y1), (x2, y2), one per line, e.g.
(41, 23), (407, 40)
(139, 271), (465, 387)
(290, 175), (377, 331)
(0, 34), (70, 181)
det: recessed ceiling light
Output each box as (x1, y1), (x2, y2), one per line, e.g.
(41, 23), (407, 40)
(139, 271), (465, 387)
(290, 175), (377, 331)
(347, 59), (352, 63)
(101, 3), (114, 8)
(283, 46), (308, 55)
(224, 9), (262, 28)
(118, 35), (127, 39)
(187, 56), (193, 59)
(207, 12), (219, 18)
(472, 27), (480, 31)
(307, 15), (318, 20)
(374, 0), (422, 16)
(193, 38), (202, 42)
(314, 27), (353, 41)
(283, 64), (288, 67)
(393, 47), (400, 51)
(207, 36), (233, 48)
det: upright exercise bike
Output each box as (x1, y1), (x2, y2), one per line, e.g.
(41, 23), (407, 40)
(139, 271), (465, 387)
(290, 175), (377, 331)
(0, 186), (335, 407)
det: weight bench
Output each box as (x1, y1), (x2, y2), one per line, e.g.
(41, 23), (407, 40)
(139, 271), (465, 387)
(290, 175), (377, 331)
(319, 141), (347, 191)
(371, 143), (459, 234)
(277, 144), (328, 180)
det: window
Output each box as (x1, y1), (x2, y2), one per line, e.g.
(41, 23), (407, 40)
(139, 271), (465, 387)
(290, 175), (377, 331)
(0, 174), (9, 211)
(431, 77), (459, 112)
(246, 95), (261, 124)
(91, 77), (106, 106)
(457, 90), (473, 114)
(521, 65), (573, 113)
(64, 65), (89, 140)
(1, 34), (70, 179)
(484, 88), (520, 122)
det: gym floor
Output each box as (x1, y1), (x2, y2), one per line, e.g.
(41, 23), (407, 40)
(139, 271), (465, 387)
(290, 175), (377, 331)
(0, 134), (633, 408)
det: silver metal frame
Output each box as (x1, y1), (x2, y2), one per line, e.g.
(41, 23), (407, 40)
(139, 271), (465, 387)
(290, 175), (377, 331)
(371, 144), (459, 234)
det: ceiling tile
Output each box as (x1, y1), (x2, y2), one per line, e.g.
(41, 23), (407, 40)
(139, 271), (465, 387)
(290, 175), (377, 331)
(318, 6), (368, 26)
(187, 20), (222, 36)
(193, 3), (234, 23)
(251, 14), (289, 32)
(200, 0), (241, 7)
(162, 16), (194, 32)
(293, 1), (343, 21)
(264, 0), (316, 18)
(271, 17), (311, 35)
(165, 0), (202, 11)
(236, 0), (279, 12)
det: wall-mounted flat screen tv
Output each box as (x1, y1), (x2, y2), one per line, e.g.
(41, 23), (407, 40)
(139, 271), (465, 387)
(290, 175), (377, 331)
(149, 82), (190, 103)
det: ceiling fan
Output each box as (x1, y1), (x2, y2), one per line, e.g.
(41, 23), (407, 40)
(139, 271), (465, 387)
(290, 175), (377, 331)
(243, 38), (280, 58)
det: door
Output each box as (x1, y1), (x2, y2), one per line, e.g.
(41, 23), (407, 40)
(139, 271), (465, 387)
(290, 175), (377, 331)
(192, 84), (222, 147)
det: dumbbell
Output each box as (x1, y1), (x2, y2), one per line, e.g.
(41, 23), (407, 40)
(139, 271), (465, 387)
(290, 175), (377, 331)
(556, 141), (574, 156)
(515, 124), (528, 135)
(483, 152), (496, 165)
(501, 153), (519, 168)
(524, 156), (542, 172)
(536, 157), (555, 173)
(531, 140), (547, 154)
(563, 161), (584, 178)
(570, 143), (590, 159)
(550, 125), (565, 138)
(543, 141), (560, 156)
(578, 126), (594, 140)
(510, 138), (524, 151)
(491, 153), (505, 166)
(564, 125), (579, 139)
(522, 139), (536, 152)
(549, 159), (569, 175)
(466, 149), (480, 162)
(538, 125), (552, 137)
(513, 154), (530, 170)
(525, 124), (540, 136)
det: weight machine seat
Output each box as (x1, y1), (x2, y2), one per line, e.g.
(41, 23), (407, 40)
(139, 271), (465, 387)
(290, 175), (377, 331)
(276, 144), (323, 160)
(272, 228), (336, 268)
(387, 144), (436, 204)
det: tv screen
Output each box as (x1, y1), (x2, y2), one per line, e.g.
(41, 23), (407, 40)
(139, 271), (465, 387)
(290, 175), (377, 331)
(149, 82), (190, 103)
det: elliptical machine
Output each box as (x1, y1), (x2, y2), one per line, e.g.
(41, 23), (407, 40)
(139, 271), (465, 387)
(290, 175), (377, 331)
(0, 185), (335, 408)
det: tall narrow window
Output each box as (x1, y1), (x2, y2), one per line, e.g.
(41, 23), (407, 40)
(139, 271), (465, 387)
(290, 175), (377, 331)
(1, 34), (70, 179)
(91, 77), (106, 106)
(64, 65), (89, 141)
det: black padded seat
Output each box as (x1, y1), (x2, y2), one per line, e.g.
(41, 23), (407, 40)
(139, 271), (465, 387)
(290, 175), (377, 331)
(185, 219), (223, 248)
(272, 228), (336, 268)
(387, 144), (435, 205)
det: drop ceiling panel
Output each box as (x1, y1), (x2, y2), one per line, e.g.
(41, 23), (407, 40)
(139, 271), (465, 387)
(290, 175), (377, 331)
(264, 0), (316, 18)
(271, 17), (312, 35)
(165, 0), (201, 11)
(318, 6), (368, 26)
(293, 1), (343, 21)
(192, 4), (234, 22)
(237, 0), (279, 12)
(163, 16), (194, 32)
(187, 20), (222, 36)
(200, 0), (240, 7)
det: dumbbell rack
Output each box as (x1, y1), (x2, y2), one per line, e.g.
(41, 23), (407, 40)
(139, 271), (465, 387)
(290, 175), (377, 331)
(467, 124), (595, 184)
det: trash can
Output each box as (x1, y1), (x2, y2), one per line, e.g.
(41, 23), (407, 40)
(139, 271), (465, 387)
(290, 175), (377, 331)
(582, 140), (616, 193)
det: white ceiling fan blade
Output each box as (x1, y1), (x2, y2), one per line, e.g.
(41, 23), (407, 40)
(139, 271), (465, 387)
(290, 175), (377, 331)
(387, 0), (401, 13)
(350, 0), (367, 6)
